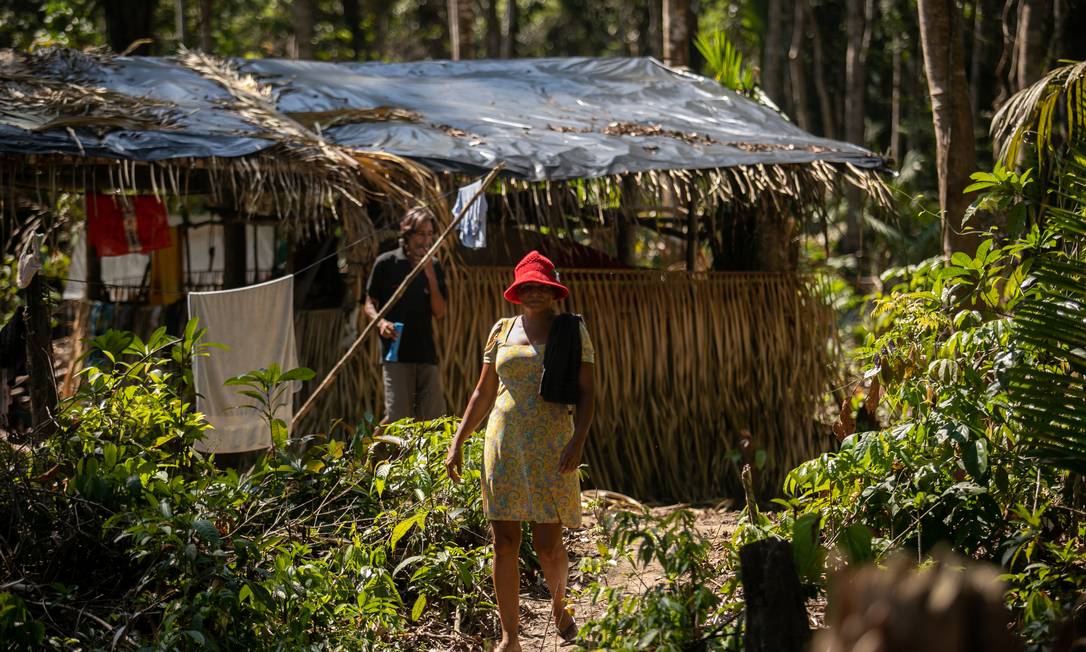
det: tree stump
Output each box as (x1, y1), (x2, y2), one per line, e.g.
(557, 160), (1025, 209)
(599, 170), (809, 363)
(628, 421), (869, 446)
(739, 536), (811, 652)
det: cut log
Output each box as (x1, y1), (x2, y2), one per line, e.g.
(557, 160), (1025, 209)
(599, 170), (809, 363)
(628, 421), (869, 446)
(739, 537), (810, 652)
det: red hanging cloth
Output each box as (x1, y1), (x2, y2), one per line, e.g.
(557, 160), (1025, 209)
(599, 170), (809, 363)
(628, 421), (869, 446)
(85, 193), (172, 257)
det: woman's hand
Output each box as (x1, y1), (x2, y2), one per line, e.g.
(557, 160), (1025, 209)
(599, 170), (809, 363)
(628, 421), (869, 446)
(444, 443), (463, 482)
(558, 437), (585, 474)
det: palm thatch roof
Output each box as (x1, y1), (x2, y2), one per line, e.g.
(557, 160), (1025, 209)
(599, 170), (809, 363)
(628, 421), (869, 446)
(0, 48), (439, 240)
(1, 49), (890, 241)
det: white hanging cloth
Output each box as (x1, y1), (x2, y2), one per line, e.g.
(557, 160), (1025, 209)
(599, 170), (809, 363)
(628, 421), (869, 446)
(454, 180), (488, 249)
(188, 275), (298, 454)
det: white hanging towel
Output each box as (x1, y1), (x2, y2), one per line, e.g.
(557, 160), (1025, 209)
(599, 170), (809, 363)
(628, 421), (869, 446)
(188, 275), (298, 453)
(454, 180), (488, 249)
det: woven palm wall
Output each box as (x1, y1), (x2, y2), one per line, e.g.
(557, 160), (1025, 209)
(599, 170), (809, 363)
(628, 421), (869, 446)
(295, 267), (833, 501)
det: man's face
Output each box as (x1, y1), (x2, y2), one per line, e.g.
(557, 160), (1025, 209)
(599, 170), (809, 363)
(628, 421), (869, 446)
(405, 221), (435, 261)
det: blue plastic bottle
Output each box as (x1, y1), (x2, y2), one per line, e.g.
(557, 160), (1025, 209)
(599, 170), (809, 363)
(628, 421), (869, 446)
(384, 322), (405, 362)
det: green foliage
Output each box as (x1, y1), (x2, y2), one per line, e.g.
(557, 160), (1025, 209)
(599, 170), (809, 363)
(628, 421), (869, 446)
(776, 153), (1086, 650)
(577, 508), (741, 651)
(1005, 160), (1086, 473)
(694, 30), (755, 94)
(225, 363), (315, 449)
(0, 322), (494, 650)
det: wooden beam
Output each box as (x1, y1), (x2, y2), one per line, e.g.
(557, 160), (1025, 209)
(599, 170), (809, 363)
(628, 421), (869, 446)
(222, 216), (247, 289)
(20, 236), (58, 440)
(685, 199), (698, 271)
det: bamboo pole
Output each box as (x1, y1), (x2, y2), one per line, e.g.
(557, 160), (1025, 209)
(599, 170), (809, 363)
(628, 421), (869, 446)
(291, 165), (503, 429)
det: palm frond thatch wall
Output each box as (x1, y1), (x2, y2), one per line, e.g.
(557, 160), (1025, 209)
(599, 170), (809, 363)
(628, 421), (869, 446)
(295, 267), (833, 502)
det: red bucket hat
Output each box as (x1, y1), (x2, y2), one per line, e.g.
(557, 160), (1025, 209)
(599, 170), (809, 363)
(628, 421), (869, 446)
(504, 250), (569, 303)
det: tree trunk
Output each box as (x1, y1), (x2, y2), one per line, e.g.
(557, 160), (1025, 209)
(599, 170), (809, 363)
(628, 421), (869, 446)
(448, 0), (462, 60)
(788, 1), (812, 131)
(485, 0), (501, 57)
(890, 32), (903, 163)
(762, 0), (785, 103)
(102, 0), (158, 54)
(993, 0), (1017, 109)
(918, 0), (980, 256)
(841, 0), (872, 256)
(662, 0), (690, 68)
(1014, 0), (1052, 90)
(372, 1), (389, 60)
(343, 0), (365, 59)
(199, 0), (212, 51)
(808, 1), (836, 138)
(740, 537), (811, 652)
(292, 0), (315, 60)
(175, 0), (187, 47)
(501, 0), (518, 58)
(648, 0), (662, 59)
(447, 0), (475, 60)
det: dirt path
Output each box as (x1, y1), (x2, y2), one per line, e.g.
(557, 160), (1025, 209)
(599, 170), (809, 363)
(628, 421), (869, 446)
(515, 501), (742, 652)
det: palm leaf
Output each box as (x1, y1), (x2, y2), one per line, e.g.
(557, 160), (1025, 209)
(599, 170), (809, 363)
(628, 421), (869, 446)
(1006, 157), (1086, 474)
(992, 60), (1086, 170)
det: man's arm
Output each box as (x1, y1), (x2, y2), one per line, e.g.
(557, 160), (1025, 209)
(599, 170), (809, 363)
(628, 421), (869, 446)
(364, 258), (398, 339)
(364, 295), (399, 339)
(424, 258), (447, 320)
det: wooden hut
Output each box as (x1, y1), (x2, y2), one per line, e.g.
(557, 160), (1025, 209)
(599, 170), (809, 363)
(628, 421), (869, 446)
(242, 56), (891, 501)
(2, 50), (889, 501)
(0, 48), (437, 422)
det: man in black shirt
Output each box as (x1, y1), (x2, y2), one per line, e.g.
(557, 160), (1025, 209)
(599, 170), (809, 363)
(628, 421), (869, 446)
(364, 206), (448, 426)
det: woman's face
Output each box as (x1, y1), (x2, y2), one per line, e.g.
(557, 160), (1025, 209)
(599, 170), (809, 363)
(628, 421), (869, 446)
(517, 282), (558, 310)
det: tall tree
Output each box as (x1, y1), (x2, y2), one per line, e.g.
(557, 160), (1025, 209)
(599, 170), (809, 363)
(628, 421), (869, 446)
(1013, 0), (1051, 90)
(198, 0), (212, 51)
(485, 0), (501, 57)
(447, 0), (475, 59)
(101, 0), (158, 54)
(762, 0), (785, 102)
(448, 0), (463, 59)
(343, 0), (365, 59)
(841, 0), (873, 255)
(663, 0), (690, 67)
(293, 0), (314, 59)
(918, 0), (979, 256)
(648, 0), (662, 59)
(808, 2), (836, 138)
(501, 0), (518, 57)
(788, 0), (813, 131)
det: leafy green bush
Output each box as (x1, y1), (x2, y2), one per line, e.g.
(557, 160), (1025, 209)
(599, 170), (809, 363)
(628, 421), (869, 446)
(0, 322), (495, 650)
(577, 508), (742, 651)
(774, 156), (1086, 649)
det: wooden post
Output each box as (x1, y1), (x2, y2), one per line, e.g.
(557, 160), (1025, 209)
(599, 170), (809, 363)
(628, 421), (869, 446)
(739, 537), (811, 652)
(86, 235), (106, 302)
(685, 199), (698, 271)
(22, 262), (58, 440)
(222, 216), (247, 289)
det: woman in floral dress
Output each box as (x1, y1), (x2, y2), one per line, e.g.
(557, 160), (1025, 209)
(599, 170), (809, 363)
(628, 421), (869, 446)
(445, 251), (595, 652)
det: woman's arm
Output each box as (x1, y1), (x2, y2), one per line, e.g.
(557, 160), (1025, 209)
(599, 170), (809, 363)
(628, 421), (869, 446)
(444, 362), (499, 482)
(559, 362), (595, 473)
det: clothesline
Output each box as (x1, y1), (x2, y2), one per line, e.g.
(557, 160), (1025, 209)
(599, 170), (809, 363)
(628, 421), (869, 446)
(48, 178), (483, 292)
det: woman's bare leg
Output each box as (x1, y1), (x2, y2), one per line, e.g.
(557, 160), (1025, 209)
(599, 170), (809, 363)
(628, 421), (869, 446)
(531, 522), (574, 631)
(491, 521), (523, 651)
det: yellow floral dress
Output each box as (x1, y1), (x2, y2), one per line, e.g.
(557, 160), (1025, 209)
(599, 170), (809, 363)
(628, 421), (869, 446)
(480, 316), (594, 526)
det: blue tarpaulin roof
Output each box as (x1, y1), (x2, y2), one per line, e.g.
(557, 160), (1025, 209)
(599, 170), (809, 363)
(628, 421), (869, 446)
(0, 52), (884, 182)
